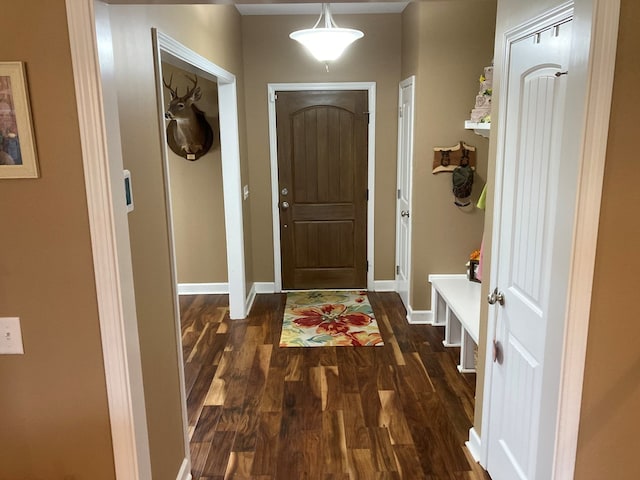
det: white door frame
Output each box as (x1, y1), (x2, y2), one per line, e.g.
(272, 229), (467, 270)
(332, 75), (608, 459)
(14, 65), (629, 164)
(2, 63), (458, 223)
(267, 82), (376, 292)
(151, 30), (248, 322)
(150, 29), (249, 477)
(395, 76), (415, 314)
(66, 0), (250, 477)
(66, 1), (152, 478)
(475, 1), (620, 478)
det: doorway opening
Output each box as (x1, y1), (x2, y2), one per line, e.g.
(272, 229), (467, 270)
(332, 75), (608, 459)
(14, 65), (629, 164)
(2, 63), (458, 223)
(160, 61), (228, 294)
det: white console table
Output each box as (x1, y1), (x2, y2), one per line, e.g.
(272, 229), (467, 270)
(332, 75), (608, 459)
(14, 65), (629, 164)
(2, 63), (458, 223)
(429, 274), (481, 373)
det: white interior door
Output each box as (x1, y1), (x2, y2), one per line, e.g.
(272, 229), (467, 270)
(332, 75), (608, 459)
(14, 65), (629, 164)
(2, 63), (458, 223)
(395, 76), (415, 309)
(486, 17), (572, 480)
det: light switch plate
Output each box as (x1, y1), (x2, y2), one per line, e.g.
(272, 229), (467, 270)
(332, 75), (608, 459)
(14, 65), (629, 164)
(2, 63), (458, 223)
(0, 317), (24, 354)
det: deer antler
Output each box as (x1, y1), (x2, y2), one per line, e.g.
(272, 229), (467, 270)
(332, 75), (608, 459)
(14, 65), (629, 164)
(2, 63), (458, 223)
(163, 73), (178, 99)
(183, 74), (199, 98)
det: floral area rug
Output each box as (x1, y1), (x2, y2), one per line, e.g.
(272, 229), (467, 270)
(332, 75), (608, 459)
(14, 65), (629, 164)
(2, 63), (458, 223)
(279, 290), (384, 347)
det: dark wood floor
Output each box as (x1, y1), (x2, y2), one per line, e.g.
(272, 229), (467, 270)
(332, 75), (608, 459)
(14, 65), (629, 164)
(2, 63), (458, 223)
(180, 292), (490, 480)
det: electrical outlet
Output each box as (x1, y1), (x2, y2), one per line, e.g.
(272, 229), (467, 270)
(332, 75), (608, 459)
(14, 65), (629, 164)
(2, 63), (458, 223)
(0, 317), (24, 354)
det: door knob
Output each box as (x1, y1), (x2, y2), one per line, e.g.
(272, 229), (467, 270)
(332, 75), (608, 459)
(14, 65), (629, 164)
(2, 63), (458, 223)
(401, 210), (410, 218)
(487, 287), (505, 306)
(281, 201), (290, 209)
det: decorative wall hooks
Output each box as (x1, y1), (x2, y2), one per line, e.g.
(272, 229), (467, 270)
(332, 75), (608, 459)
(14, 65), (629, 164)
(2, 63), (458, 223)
(432, 141), (476, 174)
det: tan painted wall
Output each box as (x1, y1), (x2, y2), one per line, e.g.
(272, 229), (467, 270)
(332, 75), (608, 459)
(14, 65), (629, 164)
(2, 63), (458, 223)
(108, 5), (247, 478)
(400, 1), (419, 78)
(402, 0), (497, 309)
(162, 63), (228, 284)
(242, 13), (402, 282)
(575, 0), (640, 477)
(0, 1), (115, 478)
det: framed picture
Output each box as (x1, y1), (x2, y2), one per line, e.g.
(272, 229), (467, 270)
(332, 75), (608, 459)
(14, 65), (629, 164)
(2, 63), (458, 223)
(468, 259), (481, 283)
(0, 62), (38, 179)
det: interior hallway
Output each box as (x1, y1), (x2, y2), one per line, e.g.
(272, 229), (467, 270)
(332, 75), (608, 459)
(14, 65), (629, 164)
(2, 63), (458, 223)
(180, 292), (491, 479)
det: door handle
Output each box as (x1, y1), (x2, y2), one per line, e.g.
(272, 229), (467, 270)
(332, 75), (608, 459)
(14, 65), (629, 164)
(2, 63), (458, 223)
(487, 287), (505, 306)
(401, 210), (410, 218)
(281, 201), (290, 209)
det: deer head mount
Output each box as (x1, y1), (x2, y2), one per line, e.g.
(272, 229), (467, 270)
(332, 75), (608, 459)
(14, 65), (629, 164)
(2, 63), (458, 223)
(163, 73), (214, 161)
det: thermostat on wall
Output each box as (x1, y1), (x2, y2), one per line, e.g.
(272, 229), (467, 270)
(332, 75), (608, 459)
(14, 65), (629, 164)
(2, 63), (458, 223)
(123, 169), (134, 213)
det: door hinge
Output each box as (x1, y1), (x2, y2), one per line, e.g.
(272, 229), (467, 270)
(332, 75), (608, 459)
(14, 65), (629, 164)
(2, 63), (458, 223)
(396, 265), (400, 275)
(397, 189), (401, 199)
(270, 92), (278, 103)
(399, 106), (403, 118)
(363, 111), (370, 124)
(366, 189), (369, 201)
(366, 261), (369, 272)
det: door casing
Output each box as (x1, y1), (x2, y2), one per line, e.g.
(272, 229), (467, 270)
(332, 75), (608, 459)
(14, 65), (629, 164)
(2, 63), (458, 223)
(484, 12), (573, 479)
(268, 82), (376, 292)
(395, 76), (415, 312)
(476, 1), (621, 479)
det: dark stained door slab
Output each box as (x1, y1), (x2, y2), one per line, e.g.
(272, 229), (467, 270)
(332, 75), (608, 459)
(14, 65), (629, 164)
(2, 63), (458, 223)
(276, 90), (368, 289)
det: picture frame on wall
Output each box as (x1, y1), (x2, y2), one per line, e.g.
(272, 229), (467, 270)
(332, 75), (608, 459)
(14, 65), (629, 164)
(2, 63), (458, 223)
(0, 62), (38, 179)
(468, 259), (481, 283)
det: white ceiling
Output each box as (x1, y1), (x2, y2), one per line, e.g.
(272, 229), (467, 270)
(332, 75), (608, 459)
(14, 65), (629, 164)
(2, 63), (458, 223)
(105, 1), (410, 15)
(236, 2), (410, 15)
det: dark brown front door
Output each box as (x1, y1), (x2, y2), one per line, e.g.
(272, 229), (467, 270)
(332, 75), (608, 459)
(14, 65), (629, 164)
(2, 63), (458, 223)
(276, 90), (368, 289)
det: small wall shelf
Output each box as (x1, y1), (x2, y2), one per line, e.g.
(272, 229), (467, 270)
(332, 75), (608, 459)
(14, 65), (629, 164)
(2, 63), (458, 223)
(465, 121), (491, 138)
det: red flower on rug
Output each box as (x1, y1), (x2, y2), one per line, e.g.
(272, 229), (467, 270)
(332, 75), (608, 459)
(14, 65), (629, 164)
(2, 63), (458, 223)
(292, 303), (373, 341)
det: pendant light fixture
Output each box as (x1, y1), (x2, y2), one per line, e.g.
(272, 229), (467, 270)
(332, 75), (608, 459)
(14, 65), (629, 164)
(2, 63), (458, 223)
(289, 3), (364, 63)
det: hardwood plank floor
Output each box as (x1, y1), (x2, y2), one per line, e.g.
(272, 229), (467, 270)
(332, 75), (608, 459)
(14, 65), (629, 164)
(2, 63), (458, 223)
(180, 292), (491, 480)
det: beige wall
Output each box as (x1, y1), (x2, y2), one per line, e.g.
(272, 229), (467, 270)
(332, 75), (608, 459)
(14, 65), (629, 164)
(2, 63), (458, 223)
(575, 0), (640, 477)
(108, 5), (247, 478)
(242, 13), (402, 282)
(0, 1), (115, 478)
(402, 0), (497, 309)
(162, 63), (228, 284)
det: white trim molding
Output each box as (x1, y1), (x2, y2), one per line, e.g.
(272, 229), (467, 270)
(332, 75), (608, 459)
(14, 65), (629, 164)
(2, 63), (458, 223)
(66, 0), (152, 477)
(267, 82), (377, 292)
(245, 283), (257, 314)
(406, 308), (433, 325)
(552, 0), (620, 478)
(178, 283), (229, 295)
(176, 458), (192, 480)
(372, 280), (397, 292)
(254, 282), (277, 294)
(466, 427), (482, 463)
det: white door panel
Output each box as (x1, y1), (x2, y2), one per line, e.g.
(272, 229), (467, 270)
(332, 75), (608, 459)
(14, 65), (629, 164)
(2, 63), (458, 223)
(396, 77), (415, 309)
(487, 18), (572, 480)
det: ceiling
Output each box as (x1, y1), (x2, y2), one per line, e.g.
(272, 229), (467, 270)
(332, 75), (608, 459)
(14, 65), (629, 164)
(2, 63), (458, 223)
(105, 1), (411, 15)
(236, 2), (410, 15)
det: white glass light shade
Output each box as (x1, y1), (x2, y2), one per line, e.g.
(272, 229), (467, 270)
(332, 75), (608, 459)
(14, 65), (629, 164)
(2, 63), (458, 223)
(290, 28), (364, 62)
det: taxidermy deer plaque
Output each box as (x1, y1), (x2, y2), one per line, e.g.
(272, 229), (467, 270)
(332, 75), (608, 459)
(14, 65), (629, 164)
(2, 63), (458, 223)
(163, 74), (214, 161)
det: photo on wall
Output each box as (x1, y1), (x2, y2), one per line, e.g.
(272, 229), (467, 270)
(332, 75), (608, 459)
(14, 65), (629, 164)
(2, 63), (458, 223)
(0, 62), (38, 179)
